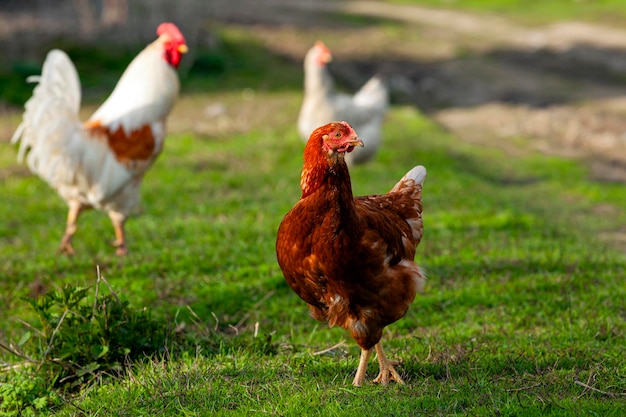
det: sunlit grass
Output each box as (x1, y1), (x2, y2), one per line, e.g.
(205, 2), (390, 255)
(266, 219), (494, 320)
(2, 101), (625, 415)
(1, 10), (626, 416)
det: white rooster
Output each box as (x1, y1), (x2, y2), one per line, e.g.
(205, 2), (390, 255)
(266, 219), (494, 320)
(297, 41), (389, 165)
(12, 22), (188, 256)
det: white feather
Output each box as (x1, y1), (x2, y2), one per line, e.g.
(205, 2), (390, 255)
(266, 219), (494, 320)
(12, 41), (179, 216)
(401, 165), (427, 186)
(89, 40), (179, 133)
(389, 165), (426, 242)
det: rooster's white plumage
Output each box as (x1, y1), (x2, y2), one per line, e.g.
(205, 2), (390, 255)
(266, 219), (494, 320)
(12, 22), (188, 255)
(297, 41), (389, 165)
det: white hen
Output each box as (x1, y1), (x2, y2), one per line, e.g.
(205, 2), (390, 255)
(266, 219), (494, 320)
(297, 41), (389, 165)
(11, 23), (188, 255)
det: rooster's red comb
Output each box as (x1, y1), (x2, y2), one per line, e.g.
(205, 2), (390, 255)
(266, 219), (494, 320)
(157, 22), (186, 43)
(314, 41), (331, 55)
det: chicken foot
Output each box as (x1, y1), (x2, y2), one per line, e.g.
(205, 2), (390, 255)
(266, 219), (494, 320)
(108, 211), (128, 256)
(352, 342), (404, 386)
(58, 201), (83, 255)
(373, 342), (404, 385)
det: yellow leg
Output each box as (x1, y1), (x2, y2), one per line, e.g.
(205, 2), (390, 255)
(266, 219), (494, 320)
(58, 201), (83, 255)
(352, 348), (372, 387)
(108, 211), (128, 256)
(373, 342), (405, 385)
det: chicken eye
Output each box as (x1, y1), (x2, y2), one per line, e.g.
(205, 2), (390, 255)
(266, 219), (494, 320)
(334, 132), (341, 138)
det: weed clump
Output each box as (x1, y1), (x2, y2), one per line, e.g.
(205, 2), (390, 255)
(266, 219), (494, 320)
(0, 272), (165, 414)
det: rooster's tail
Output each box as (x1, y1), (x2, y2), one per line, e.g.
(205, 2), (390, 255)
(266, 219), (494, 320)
(11, 49), (83, 182)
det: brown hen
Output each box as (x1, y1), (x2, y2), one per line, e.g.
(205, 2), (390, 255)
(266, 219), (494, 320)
(276, 121), (426, 386)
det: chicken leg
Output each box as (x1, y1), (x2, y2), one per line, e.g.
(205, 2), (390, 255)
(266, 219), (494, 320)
(58, 200), (83, 255)
(352, 347), (372, 387)
(373, 342), (404, 385)
(108, 211), (128, 256)
(352, 342), (404, 386)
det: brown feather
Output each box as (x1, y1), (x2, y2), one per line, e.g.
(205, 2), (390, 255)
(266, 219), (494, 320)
(85, 120), (156, 164)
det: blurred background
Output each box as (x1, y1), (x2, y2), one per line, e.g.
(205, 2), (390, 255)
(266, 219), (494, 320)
(2, 0), (626, 179)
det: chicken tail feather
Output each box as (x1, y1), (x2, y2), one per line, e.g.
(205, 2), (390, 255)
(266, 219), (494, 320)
(11, 49), (83, 181)
(389, 165), (426, 244)
(390, 165), (427, 194)
(402, 165), (427, 186)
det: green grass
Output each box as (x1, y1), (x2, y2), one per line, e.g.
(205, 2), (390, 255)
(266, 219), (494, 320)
(390, 0), (626, 25)
(2, 9), (626, 416)
(2, 104), (625, 415)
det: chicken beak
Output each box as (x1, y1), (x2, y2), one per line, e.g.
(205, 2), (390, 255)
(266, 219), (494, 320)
(351, 138), (364, 148)
(340, 138), (364, 153)
(178, 44), (189, 54)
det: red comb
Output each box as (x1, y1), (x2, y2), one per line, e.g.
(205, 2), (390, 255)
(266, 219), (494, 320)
(157, 22), (185, 43)
(314, 41), (331, 55)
